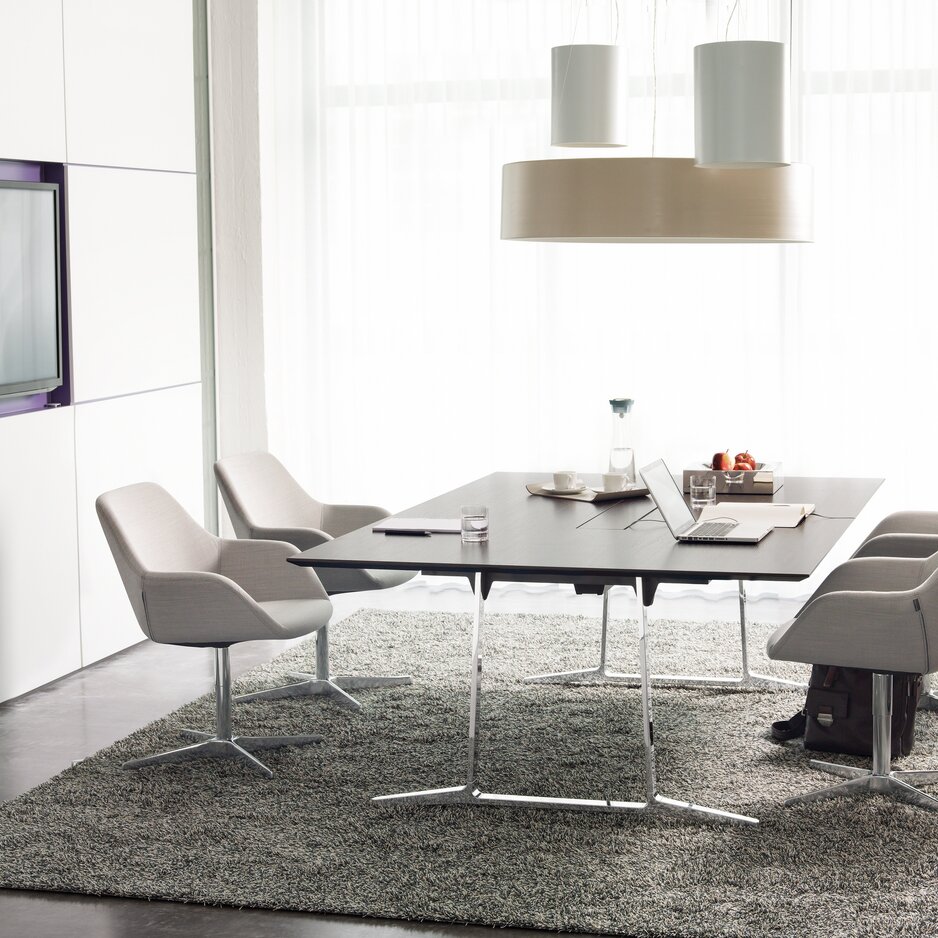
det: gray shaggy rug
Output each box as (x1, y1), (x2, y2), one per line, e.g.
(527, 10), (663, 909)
(2, 608), (938, 937)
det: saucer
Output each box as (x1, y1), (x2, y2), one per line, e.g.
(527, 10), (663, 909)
(543, 482), (587, 495)
(592, 486), (631, 495)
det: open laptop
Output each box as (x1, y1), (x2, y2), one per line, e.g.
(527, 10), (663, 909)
(639, 459), (772, 544)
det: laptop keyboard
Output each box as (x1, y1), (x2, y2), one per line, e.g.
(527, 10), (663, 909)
(688, 521), (737, 538)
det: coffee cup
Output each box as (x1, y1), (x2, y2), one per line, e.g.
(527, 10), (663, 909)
(602, 472), (628, 492)
(553, 470), (579, 490)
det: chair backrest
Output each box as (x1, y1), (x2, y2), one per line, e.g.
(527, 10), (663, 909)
(917, 563), (938, 673)
(96, 482), (219, 638)
(214, 452), (325, 535)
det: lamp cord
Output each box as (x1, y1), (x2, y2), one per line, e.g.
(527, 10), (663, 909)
(725, 0), (740, 41)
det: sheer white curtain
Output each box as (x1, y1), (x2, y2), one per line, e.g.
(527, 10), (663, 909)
(258, 0), (938, 597)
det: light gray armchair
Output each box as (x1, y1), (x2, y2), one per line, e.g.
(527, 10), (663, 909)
(214, 452), (416, 710)
(96, 482), (333, 779)
(767, 552), (938, 810)
(851, 512), (938, 710)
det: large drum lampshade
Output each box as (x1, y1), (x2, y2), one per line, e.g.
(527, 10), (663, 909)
(501, 157), (812, 243)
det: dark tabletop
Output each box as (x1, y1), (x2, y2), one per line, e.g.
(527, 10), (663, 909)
(291, 472), (883, 586)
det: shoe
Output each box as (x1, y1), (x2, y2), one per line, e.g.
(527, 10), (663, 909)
(771, 708), (807, 742)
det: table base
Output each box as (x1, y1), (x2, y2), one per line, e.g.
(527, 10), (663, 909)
(372, 572), (759, 826)
(373, 784), (757, 824)
(524, 581), (808, 692)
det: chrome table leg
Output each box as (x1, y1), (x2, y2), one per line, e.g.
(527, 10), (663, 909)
(373, 569), (486, 806)
(735, 580), (808, 690)
(630, 577), (757, 825)
(524, 587), (638, 685)
(235, 625), (413, 710)
(527, 579), (807, 691)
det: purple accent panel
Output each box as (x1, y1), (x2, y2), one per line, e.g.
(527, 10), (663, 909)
(0, 393), (50, 417)
(0, 160), (42, 182)
(43, 163), (71, 407)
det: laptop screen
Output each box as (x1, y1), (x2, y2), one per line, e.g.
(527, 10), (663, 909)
(639, 459), (696, 536)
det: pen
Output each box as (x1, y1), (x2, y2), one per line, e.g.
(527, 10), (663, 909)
(384, 530), (432, 537)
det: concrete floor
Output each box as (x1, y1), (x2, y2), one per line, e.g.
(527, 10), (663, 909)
(0, 577), (801, 938)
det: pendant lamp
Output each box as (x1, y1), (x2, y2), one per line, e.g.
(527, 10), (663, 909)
(694, 41), (789, 168)
(551, 44), (627, 147)
(501, 158), (812, 243)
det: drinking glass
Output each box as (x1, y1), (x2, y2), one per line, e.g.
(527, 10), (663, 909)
(689, 475), (716, 511)
(460, 505), (489, 543)
(724, 470), (745, 487)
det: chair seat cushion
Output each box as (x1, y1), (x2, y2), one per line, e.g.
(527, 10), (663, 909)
(315, 566), (416, 596)
(257, 598), (333, 638)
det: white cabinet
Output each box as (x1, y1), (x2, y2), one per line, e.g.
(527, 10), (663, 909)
(74, 383), (204, 665)
(0, 0), (67, 162)
(0, 408), (81, 702)
(62, 0), (196, 171)
(67, 166), (201, 403)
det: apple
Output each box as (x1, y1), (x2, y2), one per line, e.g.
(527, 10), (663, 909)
(711, 451), (734, 471)
(734, 451), (757, 470)
(733, 461), (752, 471)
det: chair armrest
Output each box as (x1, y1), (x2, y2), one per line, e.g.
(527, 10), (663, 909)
(141, 571), (283, 645)
(861, 511), (938, 542)
(248, 525), (332, 552)
(805, 557), (929, 606)
(769, 587), (927, 673)
(852, 533), (938, 559)
(322, 503), (389, 537)
(218, 538), (329, 602)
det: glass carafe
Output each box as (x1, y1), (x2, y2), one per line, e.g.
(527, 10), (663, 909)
(608, 398), (636, 483)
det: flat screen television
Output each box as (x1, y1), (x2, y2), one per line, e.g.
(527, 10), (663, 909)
(0, 180), (63, 398)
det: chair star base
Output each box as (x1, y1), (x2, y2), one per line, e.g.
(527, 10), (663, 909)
(235, 625), (412, 710)
(785, 672), (938, 813)
(235, 672), (412, 710)
(786, 759), (938, 811)
(121, 647), (323, 779)
(122, 731), (323, 779)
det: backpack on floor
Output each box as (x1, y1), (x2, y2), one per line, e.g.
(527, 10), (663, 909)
(772, 665), (922, 758)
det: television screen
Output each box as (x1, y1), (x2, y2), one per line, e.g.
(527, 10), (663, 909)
(0, 181), (62, 398)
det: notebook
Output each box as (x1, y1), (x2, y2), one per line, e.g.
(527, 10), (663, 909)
(697, 502), (815, 529)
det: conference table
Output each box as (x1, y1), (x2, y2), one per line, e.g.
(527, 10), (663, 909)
(291, 471), (882, 826)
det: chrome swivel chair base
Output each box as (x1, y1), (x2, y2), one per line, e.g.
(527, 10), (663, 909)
(787, 761), (938, 811)
(236, 672), (412, 711)
(524, 583), (807, 692)
(234, 625), (412, 710)
(122, 648), (322, 779)
(786, 673), (938, 812)
(123, 732), (323, 779)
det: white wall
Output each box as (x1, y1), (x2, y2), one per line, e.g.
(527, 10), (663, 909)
(0, 1), (203, 700)
(67, 166), (201, 403)
(75, 385), (204, 664)
(0, 408), (81, 700)
(0, 0), (66, 162)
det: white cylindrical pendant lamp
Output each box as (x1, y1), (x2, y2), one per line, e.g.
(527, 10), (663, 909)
(501, 158), (812, 243)
(695, 41), (789, 168)
(551, 44), (627, 147)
